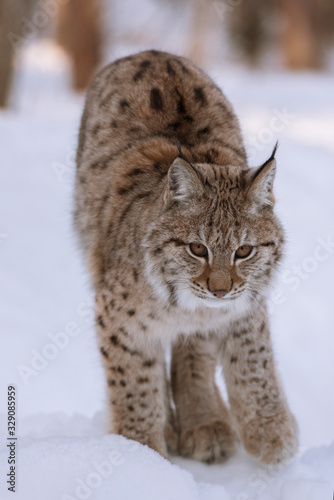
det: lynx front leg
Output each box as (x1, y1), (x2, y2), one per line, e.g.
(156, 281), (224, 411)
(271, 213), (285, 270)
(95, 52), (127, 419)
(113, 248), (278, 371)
(222, 304), (298, 465)
(171, 334), (237, 463)
(95, 298), (167, 457)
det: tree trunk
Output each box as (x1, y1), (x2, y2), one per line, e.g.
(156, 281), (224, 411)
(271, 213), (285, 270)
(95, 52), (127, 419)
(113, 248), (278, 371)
(280, 0), (325, 70)
(226, 0), (269, 66)
(186, 0), (212, 65)
(0, 0), (36, 108)
(0, 0), (18, 108)
(57, 0), (103, 91)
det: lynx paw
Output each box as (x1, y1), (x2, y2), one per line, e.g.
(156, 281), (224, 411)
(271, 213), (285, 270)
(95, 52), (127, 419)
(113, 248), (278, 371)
(164, 421), (178, 454)
(241, 411), (298, 465)
(179, 419), (238, 464)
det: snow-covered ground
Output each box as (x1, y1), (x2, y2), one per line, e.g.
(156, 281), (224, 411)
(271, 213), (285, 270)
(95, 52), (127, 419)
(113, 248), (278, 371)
(0, 32), (334, 499)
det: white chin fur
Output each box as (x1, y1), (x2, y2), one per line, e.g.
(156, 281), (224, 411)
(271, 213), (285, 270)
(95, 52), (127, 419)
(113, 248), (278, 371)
(176, 286), (250, 314)
(198, 298), (231, 309)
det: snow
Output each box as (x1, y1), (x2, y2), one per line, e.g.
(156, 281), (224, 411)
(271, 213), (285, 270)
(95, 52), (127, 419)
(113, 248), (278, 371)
(0, 432), (231, 500)
(0, 414), (333, 499)
(1, 16), (334, 500)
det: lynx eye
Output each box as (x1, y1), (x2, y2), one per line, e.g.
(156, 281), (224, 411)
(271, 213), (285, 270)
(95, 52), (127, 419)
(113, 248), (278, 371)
(189, 242), (208, 258)
(235, 245), (253, 259)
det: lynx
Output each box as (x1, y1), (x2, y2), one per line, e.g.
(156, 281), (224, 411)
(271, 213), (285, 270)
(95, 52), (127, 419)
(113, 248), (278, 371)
(74, 50), (298, 464)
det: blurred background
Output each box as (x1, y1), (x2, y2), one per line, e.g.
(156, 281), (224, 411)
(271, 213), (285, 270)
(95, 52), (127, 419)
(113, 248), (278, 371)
(0, 0), (333, 458)
(1, 0), (334, 105)
(1, 0), (334, 108)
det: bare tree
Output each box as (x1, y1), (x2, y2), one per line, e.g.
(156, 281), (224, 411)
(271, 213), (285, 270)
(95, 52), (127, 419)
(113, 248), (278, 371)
(186, 0), (217, 65)
(225, 0), (271, 65)
(225, 0), (334, 69)
(0, 0), (36, 108)
(57, 0), (104, 91)
(280, 0), (329, 69)
(0, 0), (20, 108)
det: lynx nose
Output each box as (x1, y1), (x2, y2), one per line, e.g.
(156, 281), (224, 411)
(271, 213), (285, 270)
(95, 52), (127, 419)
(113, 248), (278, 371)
(212, 289), (229, 298)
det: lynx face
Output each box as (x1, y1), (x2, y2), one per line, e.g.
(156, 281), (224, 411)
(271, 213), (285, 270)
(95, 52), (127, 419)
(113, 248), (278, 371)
(144, 155), (284, 312)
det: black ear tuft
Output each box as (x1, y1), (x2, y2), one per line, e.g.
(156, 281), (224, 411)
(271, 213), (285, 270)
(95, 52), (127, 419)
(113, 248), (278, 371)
(257, 141), (278, 173)
(246, 143), (278, 209)
(174, 138), (194, 167)
(175, 138), (183, 158)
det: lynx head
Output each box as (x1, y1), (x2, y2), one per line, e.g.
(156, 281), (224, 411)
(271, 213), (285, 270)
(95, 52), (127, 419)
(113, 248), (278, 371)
(144, 145), (284, 312)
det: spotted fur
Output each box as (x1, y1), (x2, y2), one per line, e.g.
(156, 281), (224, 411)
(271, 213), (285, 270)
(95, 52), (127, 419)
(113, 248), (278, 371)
(74, 50), (298, 464)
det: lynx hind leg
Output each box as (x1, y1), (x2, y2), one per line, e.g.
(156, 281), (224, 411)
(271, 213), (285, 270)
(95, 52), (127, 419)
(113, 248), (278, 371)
(171, 335), (238, 463)
(96, 291), (168, 457)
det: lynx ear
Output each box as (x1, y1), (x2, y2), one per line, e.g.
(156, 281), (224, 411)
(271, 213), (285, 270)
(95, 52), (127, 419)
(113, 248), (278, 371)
(246, 143), (278, 209)
(166, 157), (204, 204)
